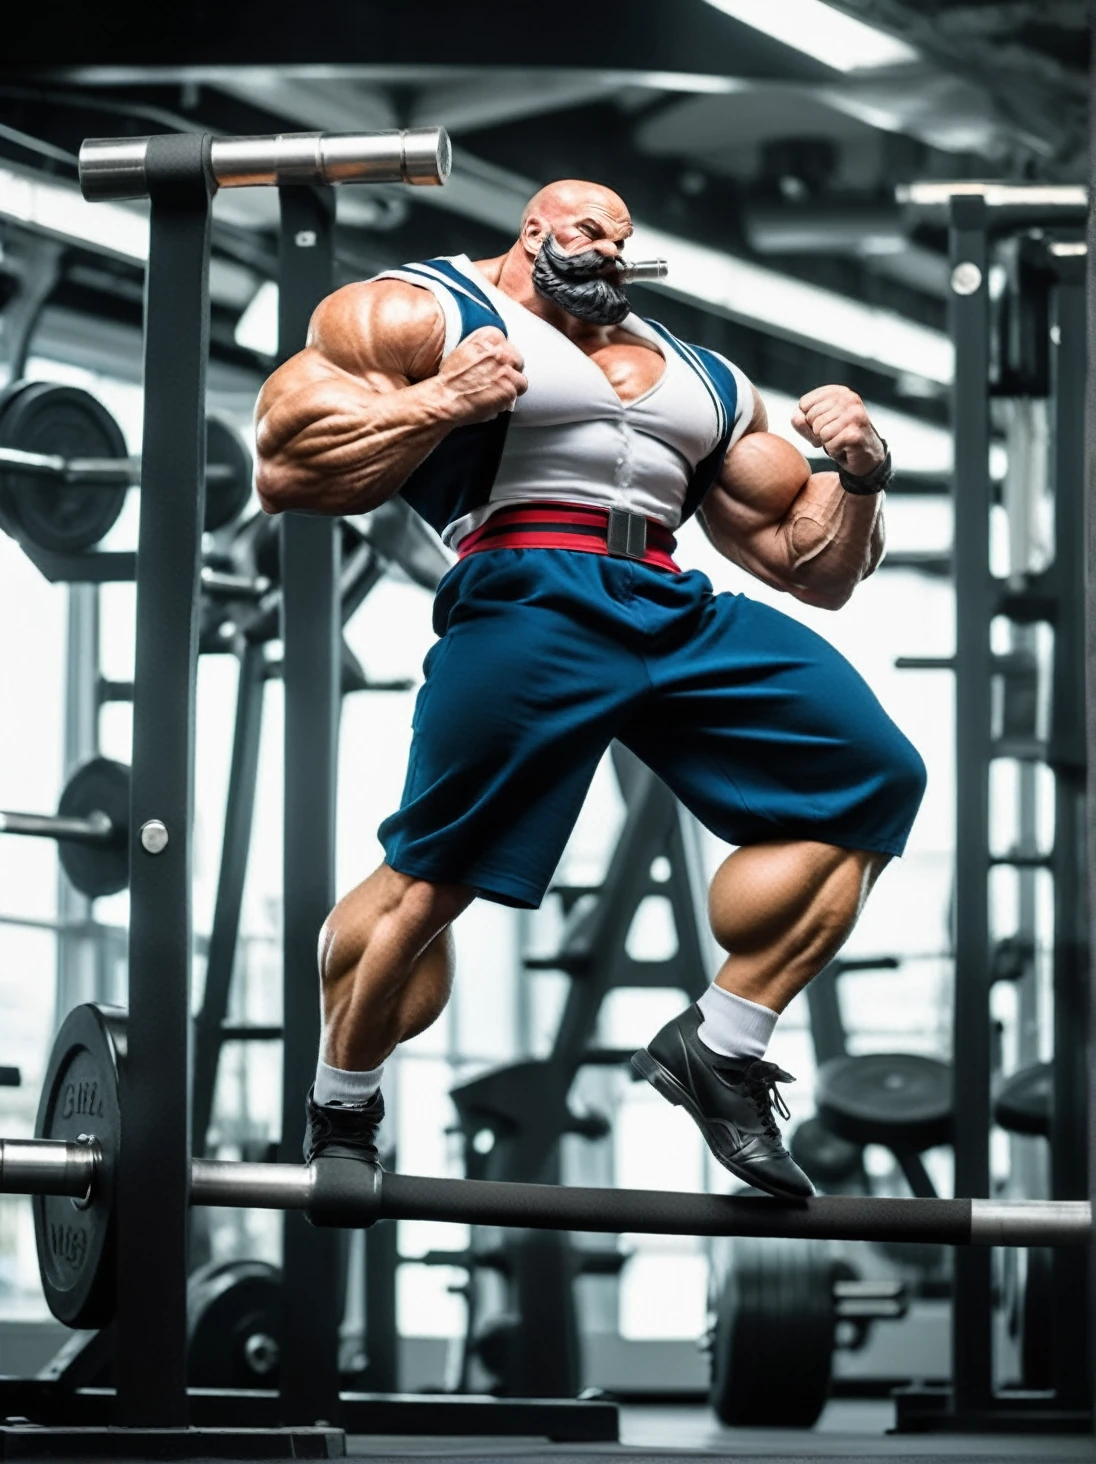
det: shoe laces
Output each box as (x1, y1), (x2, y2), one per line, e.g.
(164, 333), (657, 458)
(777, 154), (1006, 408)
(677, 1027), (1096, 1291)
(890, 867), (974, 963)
(742, 1060), (794, 1140)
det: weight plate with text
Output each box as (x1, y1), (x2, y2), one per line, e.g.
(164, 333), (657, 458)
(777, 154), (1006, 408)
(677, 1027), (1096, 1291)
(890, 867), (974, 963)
(0, 382), (129, 553)
(33, 1003), (126, 1328)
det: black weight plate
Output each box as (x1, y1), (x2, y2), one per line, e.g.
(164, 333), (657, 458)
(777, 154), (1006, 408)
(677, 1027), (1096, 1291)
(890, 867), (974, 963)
(56, 757), (130, 899)
(791, 1116), (863, 1188)
(0, 382), (129, 552)
(994, 1061), (1051, 1138)
(187, 1258), (282, 1388)
(33, 1003), (126, 1328)
(816, 1053), (953, 1152)
(709, 1235), (835, 1428)
(204, 414), (253, 533)
(0, 382), (43, 543)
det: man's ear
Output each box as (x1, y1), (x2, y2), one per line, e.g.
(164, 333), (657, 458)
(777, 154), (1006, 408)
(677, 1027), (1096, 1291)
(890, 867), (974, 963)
(521, 215), (547, 257)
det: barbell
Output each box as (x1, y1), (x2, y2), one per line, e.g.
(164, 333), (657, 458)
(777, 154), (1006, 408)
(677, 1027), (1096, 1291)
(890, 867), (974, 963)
(2, 1005), (1088, 1331)
(0, 383), (253, 555)
(0, 757), (130, 898)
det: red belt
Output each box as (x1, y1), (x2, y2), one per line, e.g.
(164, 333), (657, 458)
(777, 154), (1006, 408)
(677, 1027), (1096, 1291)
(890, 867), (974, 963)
(456, 502), (680, 573)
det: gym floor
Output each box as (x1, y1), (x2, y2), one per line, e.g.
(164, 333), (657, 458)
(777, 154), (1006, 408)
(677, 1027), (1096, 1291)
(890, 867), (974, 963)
(347, 1402), (1096, 1460)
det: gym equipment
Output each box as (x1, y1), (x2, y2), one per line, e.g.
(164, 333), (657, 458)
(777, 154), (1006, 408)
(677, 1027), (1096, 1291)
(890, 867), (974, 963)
(0, 1005), (1088, 1332)
(0, 382), (254, 554)
(61, 128), (452, 1447)
(0, 382), (128, 553)
(203, 414), (255, 533)
(0, 756), (130, 898)
(186, 1259), (282, 1389)
(816, 1053), (952, 1199)
(789, 1117), (862, 1189)
(1, 1127), (1088, 1242)
(445, 1054), (626, 1397)
(890, 188), (1089, 1431)
(79, 127), (451, 200)
(31, 1004), (124, 1330)
(708, 1236), (836, 1428)
(994, 1062), (1051, 1138)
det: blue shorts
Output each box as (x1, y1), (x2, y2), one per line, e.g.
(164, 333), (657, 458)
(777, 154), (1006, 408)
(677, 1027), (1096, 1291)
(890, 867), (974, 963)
(379, 550), (926, 909)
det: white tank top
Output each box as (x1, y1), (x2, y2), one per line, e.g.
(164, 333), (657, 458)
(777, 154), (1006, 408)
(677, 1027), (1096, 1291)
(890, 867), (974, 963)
(378, 254), (753, 549)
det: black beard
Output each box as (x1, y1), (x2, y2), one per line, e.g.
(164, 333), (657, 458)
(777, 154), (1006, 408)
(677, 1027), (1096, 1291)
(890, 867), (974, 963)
(531, 234), (631, 325)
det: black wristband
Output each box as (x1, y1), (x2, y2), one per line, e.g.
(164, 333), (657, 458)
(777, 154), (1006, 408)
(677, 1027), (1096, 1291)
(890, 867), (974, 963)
(837, 438), (892, 496)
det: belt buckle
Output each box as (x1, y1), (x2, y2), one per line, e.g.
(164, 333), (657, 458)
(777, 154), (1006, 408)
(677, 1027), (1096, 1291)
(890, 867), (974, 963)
(607, 508), (648, 561)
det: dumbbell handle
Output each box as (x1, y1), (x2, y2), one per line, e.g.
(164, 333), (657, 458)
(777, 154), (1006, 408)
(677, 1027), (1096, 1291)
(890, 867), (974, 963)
(0, 809), (114, 845)
(0, 446), (235, 488)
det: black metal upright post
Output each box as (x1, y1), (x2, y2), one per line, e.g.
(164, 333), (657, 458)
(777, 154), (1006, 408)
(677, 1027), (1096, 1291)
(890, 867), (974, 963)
(277, 185), (343, 1424)
(115, 134), (214, 1427)
(1049, 250), (1091, 1409)
(948, 195), (994, 1415)
(193, 640), (269, 1158)
(1085, 67), (1096, 1429)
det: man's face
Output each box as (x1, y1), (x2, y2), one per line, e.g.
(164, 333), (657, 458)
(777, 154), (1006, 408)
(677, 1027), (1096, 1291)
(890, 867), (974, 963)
(524, 193), (635, 325)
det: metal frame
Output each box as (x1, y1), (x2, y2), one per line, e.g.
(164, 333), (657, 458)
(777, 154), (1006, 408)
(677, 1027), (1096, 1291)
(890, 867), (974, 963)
(892, 193), (1091, 1434)
(115, 132), (214, 1428)
(948, 191), (995, 1421)
(277, 182), (344, 1427)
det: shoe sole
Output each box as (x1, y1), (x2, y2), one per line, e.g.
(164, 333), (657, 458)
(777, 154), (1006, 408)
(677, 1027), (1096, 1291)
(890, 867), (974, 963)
(630, 1048), (811, 1203)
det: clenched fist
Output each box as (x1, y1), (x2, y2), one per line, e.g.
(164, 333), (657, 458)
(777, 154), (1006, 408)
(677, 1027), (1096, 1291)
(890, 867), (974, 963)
(791, 386), (884, 478)
(435, 327), (528, 425)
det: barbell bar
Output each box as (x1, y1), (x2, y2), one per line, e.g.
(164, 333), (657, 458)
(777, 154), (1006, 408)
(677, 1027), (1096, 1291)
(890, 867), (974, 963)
(0, 385), (255, 552)
(0, 444), (238, 488)
(0, 808), (113, 845)
(0, 1137), (1086, 1247)
(0, 757), (130, 898)
(79, 127), (451, 202)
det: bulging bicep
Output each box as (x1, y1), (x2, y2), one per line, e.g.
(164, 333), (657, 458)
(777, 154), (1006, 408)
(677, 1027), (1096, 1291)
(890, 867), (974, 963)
(716, 431), (811, 526)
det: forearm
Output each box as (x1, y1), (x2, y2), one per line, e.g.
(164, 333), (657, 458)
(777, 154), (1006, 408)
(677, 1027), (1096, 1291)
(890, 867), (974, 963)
(782, 471), (885, 608)
(256, 376), (457, 516)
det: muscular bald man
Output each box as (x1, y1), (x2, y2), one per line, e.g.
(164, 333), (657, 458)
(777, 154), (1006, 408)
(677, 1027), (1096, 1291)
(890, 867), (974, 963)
(256, 180), (925, 1201)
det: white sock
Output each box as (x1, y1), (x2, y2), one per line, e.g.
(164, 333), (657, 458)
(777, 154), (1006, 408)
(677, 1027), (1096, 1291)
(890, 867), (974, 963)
(314, 1057), (384, 1108)
(695, 983), (778, 1061)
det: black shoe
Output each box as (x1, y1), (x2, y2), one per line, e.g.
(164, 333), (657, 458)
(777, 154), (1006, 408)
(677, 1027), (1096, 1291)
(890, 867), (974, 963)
(303, 1085), (384, 1165)
(632, 1005), (814, 1201)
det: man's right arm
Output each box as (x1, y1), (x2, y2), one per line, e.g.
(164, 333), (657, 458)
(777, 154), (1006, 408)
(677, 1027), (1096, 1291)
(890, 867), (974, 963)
(255, 279), (527, 516)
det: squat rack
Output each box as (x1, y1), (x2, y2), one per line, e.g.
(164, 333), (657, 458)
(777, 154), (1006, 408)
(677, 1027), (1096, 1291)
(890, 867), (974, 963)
(80, 127), (448, 1443)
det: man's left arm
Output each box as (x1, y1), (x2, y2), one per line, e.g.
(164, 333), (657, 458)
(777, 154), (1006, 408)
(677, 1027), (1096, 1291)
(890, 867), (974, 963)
(698, 385), (887, 611)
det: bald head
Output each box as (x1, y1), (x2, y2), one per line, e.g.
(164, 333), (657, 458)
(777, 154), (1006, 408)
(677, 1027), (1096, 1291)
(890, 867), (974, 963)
(518, 179), (632, 261)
